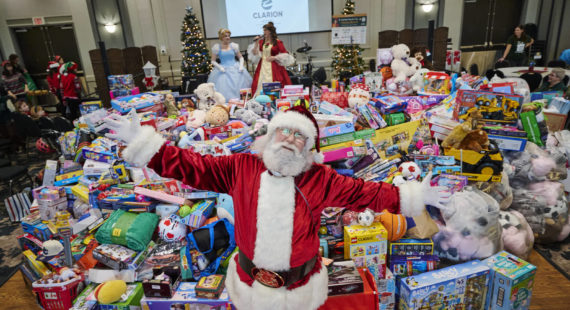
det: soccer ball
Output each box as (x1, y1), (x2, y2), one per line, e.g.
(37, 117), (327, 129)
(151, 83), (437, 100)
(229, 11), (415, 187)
(357, 209), (375, 226)
(398, 161), (421, 181)
(158, 215), (187, 242)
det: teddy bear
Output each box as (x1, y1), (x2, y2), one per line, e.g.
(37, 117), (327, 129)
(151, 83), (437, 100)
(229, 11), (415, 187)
(457, 129), (490, 152)
(245, 99), (265, 115)
(186, 109), (206, 129)
(205, 105), (230, 126)
(234, 108), (260, 125)
(376, 48), (394, 67)
(194, 83), (226, 111)
(442, 122), (471, 149)
(390, 44), (412, 83)
(347, 83), (370, 108)
(163, 93), (180, 118)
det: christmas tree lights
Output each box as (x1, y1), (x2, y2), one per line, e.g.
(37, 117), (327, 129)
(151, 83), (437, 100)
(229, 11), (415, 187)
(180, 6), (212, 77)
(332, 0), (364, 80)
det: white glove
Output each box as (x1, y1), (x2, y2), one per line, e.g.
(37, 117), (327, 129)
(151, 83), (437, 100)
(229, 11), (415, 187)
(421, 172), (452, 210)
(238, 57), (244, 72)
(104, 109), (143, 144)
(213, 62), (225, 73)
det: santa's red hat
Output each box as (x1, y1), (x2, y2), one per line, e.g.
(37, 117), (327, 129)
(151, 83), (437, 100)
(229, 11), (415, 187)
(266, 105), (324, 164)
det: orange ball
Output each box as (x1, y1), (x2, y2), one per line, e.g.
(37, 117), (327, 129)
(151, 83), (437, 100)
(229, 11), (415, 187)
(375, 211), (407, 241)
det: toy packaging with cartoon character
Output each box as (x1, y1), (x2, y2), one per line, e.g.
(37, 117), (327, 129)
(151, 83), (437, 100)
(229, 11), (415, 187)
(344, 222), (388, 280)
(483, 251), (536, 310)
(399, 260), (490, 310)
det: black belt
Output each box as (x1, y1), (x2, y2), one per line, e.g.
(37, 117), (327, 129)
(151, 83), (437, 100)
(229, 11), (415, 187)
(238, 250), (317, 288)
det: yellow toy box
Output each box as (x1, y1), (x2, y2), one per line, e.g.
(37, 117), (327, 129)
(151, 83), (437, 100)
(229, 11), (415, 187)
(344, 222), (388, 280)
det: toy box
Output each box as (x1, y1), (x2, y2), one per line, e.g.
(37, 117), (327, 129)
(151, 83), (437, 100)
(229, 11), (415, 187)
(372, 96), (406, 114)
(431, 174), (468, 194)
(378, 268), (396, 310)
(389, 255), (439, 279)
(454, 90), (523, 124)
(111, 93), (161, 114)
(483, 251), (536, 310)
(140, 282), (233, 310)
(389, 238), (434, 256)
(488, 134), (527, 152)
(319, 128), (375, 147)
(320, 122), (355, 138)
(107, 74), (135, 90)
(142, 266), (181, 298)
(92, 244), (138, 270)
(99, 282), (144, 310)
(344, 222), (388, 280)
(327, 260), (364, 296)
(421, 72), (451, 94)
(371, 120), (421, 160)
(79, 101), (102, 115)
(400, 260), (490, 310)
(71, 283), (98, 310)
(195, 274), (226, 299)
(180, 200), (215, 228)
(322, 146), (367, 163)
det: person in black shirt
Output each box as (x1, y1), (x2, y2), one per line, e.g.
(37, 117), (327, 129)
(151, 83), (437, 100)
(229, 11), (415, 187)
(498, 25), (534, 66)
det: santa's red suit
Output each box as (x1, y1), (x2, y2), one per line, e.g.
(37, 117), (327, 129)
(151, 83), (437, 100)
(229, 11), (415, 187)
(251, 39), (292, 95)
(121, 109), (424, 310)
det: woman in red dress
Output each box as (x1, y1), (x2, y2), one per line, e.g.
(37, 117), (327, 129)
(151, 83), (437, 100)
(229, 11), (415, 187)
(250, 22), (294, 95)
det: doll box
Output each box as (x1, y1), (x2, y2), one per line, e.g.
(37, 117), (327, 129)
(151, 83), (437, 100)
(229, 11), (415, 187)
(140, 282), (233, 310)
(483, 251), (536, 310)
(344, 222), (388, 280)
(488, 134), (527, 152)
(195, 274), (226, 299)
(400, 260), (490, 310)
(389, 238), (434, 256)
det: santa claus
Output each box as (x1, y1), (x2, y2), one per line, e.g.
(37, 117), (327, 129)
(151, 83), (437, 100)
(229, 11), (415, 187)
(105, 106), (449, 310)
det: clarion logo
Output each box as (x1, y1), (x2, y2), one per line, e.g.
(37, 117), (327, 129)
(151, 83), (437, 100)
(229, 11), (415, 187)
(261, 0), (272, 10)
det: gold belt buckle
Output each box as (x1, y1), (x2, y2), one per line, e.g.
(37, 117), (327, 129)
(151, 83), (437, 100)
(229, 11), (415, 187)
(251, 267), (285, 288)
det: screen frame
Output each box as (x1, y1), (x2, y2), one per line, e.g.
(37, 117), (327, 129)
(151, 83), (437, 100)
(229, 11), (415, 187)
(199, 0), (335, 39)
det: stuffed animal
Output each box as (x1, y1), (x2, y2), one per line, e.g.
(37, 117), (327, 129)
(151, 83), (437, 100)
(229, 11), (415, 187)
(410, 68), (429, 92)
(216, 194), (235, 225)
(377, 48), (394, 66)
(375, 211), (407, 241)
(94, 280), (127, 304)
(163, 93), (179, 118)
(457, 129), (489, 152)
(347, 83), (370, 108)
(474, 171), (513, 210)
(205, 105), (230, 126)
(186, 109), (206, 129)
(194, 83), (225, 110)
(442, 122), (472, 149)
(380, 66), (393, 82)
(234, 108), (260, 125)
(357, 209), (375, 226)
(245, 99), (265, 115)
(390, 44), (412, 83)
(499, 210), (534, 259)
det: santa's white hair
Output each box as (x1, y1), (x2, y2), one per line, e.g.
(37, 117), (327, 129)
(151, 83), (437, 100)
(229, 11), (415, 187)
(252, 132), (315, 176)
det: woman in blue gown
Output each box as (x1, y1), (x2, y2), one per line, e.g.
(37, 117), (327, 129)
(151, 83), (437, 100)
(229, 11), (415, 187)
(208, 29), (252, 100)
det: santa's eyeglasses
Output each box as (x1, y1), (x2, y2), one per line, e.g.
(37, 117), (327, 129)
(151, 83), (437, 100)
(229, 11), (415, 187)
(276, 127), (308, 142)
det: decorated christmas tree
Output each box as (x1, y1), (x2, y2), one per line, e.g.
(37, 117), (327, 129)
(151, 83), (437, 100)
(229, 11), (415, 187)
(180, 6), (212, 77)
(331, 0), (364, 80)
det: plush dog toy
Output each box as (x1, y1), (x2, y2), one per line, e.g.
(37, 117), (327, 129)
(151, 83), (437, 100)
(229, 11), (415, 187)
(194, 83), (226, 110)
(499, 210), (534, 259)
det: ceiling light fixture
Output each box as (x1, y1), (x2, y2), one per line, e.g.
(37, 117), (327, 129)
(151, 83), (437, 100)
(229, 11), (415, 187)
(422, 4), (434, 12)
(104, 23), (117, 33)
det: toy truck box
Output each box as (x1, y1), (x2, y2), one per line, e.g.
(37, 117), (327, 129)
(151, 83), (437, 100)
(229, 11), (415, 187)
(483, 251), (536, 310)
(454, 90), (523, 124)
(400, 260), (490, 310)
(344, 222), (388, 280)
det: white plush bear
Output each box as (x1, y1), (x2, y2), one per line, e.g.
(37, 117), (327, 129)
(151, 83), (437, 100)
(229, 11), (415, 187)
(347, 83), (371, 108)
(409, 57), (429, 92)
(193, 83), (226, 111)
(391, 44), (412, 83)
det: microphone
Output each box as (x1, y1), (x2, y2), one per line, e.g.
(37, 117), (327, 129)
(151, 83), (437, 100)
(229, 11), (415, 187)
(253, 35), (262, 42)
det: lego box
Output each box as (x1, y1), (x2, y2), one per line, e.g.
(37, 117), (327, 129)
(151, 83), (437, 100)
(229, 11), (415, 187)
(483, 251), (536, 310)
(400, 260), (490, 310)
(344, 222), (388, 280)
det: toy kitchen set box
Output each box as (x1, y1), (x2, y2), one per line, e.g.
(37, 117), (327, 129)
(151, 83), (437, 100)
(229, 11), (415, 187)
(344, 222), (388, 281)
(399, 260), (490, 310)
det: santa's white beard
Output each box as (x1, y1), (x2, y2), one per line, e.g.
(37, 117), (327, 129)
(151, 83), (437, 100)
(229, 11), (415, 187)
(255, 135), (313, 177)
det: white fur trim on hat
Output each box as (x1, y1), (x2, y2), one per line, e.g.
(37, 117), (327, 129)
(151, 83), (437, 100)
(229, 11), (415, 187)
(267, 111), (318, 149)
(123, 126), (166, 167)
(225, 253), (328, 310)
(397, 180), (425, 217)
(313, 152), (324, 164)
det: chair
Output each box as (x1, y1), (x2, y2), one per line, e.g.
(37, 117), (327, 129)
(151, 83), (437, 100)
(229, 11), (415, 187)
(547, 60), (567, 68)
(470, 64), (479, 76)
(520, 72), (543, 92)
(0, 165), (33, 197)
(11, 112), (42, 158)
(53, 116), (74, 132)
(485, 69), (505, 80)
(312, 67), (327, 86)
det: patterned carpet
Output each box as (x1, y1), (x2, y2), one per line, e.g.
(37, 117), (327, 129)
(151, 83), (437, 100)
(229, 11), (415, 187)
(0, 148), (53, 287)
(534, 237), (570, 280)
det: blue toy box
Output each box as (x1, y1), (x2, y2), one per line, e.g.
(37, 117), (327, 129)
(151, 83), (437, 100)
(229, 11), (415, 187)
(400, 260), (490, 310)
(483, 251), (536, 310)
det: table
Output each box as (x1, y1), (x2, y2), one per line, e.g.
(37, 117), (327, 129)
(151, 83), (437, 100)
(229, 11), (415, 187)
(500, 66), (570, 78)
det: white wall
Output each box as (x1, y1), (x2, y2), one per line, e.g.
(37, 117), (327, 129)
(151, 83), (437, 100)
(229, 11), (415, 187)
(442, 0), (463, 50)
(1, 0), (71, 19)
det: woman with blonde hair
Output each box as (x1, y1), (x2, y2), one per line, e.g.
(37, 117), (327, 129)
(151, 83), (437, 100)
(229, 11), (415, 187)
(207, 28), (252, 100)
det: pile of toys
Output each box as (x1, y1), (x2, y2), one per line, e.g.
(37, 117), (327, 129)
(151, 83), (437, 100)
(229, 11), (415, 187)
(14, 42), (570, 310)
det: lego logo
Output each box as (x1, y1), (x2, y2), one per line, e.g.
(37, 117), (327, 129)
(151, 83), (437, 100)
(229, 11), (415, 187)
(351, 237), (357, 243)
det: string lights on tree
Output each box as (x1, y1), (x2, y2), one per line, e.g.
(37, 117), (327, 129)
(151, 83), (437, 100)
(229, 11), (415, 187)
(332, 0), (364, 80)
(180, 6), (212, 77)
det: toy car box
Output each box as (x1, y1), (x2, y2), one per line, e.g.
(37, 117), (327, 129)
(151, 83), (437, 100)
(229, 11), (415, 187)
(344, 222), (388, 280)
(400, 260), (490, 310)
(389, 238), (434, 256)
(483, 251), (536, 310)
(140, 282), (233, 310)
(454, 90), (523, 124)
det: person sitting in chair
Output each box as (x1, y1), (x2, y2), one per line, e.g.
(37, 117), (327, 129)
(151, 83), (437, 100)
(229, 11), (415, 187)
(537, 68), (567, 92)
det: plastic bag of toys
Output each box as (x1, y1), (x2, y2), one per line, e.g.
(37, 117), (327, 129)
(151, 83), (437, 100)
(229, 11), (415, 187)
(474, 171), (513, 210)
(431, 187), (503, 261)
(499, 209), (534, 259)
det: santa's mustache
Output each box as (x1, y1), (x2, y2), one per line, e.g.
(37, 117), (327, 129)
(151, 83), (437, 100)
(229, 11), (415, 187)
(269, 141), (302, 157)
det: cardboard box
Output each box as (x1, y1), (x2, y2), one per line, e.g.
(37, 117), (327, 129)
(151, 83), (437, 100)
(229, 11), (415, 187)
(320, 122), (355, 138)
(322, 146), (367, 163)
(483, 251), (536, 310)
(195, 274), (226, 299)
(488, 134), (527, 152)
(327, 260), (364, 296)
(344, 222), (388, 280)
(319, 129), (375, 147)
(400, 260), (490, 310)
(143, 266), (181, 298)
(99, 282), (144, 310)
(389, 238), (434, 256)
(180, 200), (215, 228)
(454, 90), (523, 124)
(140, 282), (232, 310)
(378, 268), (396, 310)
(371, 120), (421, 160)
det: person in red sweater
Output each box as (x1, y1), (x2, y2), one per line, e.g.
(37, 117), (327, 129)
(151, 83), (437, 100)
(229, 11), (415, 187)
(46, 61), (63, 113)
(60, 62), (81, 120)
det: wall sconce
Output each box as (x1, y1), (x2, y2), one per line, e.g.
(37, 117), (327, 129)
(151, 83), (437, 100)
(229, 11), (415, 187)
(421, 4), (434, 12)
(104, 23), (117, 33)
